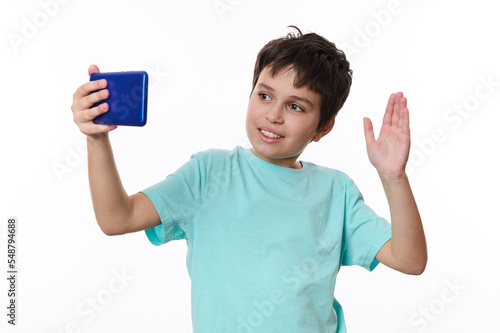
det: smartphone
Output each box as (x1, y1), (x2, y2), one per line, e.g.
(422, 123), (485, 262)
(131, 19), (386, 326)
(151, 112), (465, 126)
(90, 71), (148, 126)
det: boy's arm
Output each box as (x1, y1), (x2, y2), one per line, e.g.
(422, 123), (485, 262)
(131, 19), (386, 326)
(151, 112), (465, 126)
(72, 65), (161, 236)
(363, 92), (427, 275)
(86, 134), (160, 235)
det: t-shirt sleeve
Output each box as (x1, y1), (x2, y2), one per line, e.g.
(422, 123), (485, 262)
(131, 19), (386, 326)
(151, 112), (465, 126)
(341, 179), (392, 271)
(140, 152), (207, 246)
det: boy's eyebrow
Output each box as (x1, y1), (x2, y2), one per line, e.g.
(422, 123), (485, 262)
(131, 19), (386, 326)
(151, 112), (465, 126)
(257, 83), (314, 107)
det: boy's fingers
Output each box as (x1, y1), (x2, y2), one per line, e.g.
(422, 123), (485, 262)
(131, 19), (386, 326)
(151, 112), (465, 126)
(363, 117), (376, 146)
(88, 64), (100, 77)
(72, 65), (118, 136)
(391, 92), (403, 127)
(73, 79), (107, 101)
(401, 106), (410, 131)
(86, 103), (109, 122)
(80, 124), (117, 136)
(95, 124), (117, 133)
(73, 103), (108, 125)
(77, 88), (109, 111)
(400, 95), (407, 109)
(382, 93), (396, 126)
(398, 97), (408, 129)
(86, 88), (109, 106)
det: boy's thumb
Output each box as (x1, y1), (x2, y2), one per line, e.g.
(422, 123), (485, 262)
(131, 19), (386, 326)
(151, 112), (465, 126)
(88, 64), (101, 77)
(363, 117), (376, 146)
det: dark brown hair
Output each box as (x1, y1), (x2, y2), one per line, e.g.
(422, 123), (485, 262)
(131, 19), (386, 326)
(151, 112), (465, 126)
(251, 26), (353, 131)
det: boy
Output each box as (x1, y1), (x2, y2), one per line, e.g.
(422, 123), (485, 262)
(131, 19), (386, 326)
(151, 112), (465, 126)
(71, 27), (427, 332)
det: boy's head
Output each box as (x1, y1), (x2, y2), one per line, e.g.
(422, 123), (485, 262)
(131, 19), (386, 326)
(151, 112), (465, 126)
(251, 26), (353, 132)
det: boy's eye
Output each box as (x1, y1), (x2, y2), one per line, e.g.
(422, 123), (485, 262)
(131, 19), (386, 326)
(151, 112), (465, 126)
(259, 93), (271, 101)
(289, 103), (304, 112)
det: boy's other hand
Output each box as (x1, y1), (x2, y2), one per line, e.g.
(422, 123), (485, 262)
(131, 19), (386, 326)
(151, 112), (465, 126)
(71, 64), (117, 137)
(363, 92), (410, 180)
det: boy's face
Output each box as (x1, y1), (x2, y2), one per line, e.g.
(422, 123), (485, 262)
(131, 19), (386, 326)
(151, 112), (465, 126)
(246, 66), (333, 168)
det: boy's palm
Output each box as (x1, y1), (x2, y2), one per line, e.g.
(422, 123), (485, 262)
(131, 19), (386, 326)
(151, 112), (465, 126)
(363, 92), (410, 179)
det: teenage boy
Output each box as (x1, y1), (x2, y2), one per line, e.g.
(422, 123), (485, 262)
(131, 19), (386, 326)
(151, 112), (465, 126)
(71, 28), (426, 332)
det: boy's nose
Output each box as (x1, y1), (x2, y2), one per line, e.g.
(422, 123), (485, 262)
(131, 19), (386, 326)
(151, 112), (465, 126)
(266, 105), (284, 124)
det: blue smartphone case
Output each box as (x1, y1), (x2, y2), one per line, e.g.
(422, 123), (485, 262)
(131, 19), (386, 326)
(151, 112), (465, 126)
(90, 71), (148, 126)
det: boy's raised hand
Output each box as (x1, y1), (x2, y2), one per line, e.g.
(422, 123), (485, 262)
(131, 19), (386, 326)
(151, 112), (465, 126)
(363, 92), (411, 179)
(71, 64), (117, 136)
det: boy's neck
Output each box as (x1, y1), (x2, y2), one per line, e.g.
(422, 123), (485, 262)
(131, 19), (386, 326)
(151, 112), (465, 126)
(250, 148), (303, 169)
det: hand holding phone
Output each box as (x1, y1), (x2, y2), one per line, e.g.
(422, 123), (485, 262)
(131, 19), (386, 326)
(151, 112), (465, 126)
(71, 65), (115, 136)
(72, 66), (149, 137)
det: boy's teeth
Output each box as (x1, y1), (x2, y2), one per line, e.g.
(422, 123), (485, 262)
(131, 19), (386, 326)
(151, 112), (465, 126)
(260, 129), (282, 139)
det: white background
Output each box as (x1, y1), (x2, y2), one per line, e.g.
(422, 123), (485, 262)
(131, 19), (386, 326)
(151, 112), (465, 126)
(1, 0), (499, 332)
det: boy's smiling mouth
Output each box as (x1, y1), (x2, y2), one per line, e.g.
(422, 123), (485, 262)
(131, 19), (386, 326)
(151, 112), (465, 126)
(258, 127), (284, 139)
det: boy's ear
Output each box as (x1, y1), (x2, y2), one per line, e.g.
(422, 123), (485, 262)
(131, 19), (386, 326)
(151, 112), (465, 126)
(312, 118), (335, 142)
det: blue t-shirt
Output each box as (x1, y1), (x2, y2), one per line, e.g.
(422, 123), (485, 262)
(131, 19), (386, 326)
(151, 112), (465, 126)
(141, 146), (392, 332)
